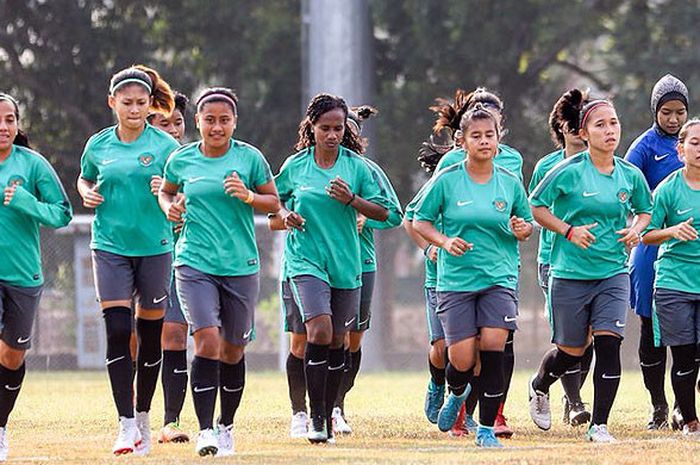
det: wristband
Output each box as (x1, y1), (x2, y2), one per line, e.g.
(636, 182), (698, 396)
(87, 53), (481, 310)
(564, 225), (574, 241)
(243, 190), (255, 204)
(345, 193), (356, 206)
(423, 244), (434, 257)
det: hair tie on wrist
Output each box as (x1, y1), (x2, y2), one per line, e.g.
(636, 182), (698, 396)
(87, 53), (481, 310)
(244, 190), (255, 204)
(565, 225), (574, 241)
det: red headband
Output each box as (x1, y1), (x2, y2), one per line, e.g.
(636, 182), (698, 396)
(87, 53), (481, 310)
(580, 100), (612, 129)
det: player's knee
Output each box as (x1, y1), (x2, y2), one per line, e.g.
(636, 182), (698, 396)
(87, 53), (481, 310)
(162, 323), (188, 350)
(290, 334), (307, 358)
(306, 317), (332, 345)
(220, 342), (245, 364)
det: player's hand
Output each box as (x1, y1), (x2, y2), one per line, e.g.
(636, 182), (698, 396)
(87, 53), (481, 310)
(3, 184), (17, 206)
(357, 214), (367, 234)
(167, 196), (186, 223)
(616, 227), (642, 248)
(670, 218), (698, 242)
(150, 175), (163, 196)
(441, 237), (473, 256)
(284, 211), (306, 231)
(81, 184), (104, 209)
(326, 176), (354, 205)
(568, 222), (597, 249)
(224, 172), (250, 200)
(510, 216), (532, 241)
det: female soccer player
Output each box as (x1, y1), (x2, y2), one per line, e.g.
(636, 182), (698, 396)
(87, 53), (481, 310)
(625, 74), (689, 430)
(159, 87), (280, 456)
(77, 65), (179, 455)
(528, 96), (652, 443)
(0, 93), (72, 461)
(149, 92), (192, 444)
(530, 89), (592, 427)
(414, 104), (533, 448)
(642, 119), (700, 438)
(275, 93), (390, 444)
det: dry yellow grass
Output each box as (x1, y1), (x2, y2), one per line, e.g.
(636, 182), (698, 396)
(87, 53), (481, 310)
(7, 370), (695, 464)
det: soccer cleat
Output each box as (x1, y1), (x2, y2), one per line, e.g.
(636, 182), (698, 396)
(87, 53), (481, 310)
(216, 423), (235, 457)
(682, 421), (700, 439)
(465, 414), (479, 433)
(195, 428), (218, 457)
(647, 405), (669, 430)
(424, 379), (445, 424)
(561, 396), (571, 425)
(568, 401), (591, 427)
(134, 410), (151, 456)
(437, 385), (471, 432)
(475, 426), (504, 448)
(290, 411), (309, 438)
(326, 431), (337, 445)
(586, 424), (616, 443)
(671, 406), (684, 431)
(307, 414), (328, 444)
(0, 427), (8, 461)
(158, 421), (190, 443)
(112, 417), (142, 456)
(528, 375), (551, 431)
(332, 407), (352, 435)
(494, 413), (514, 438)
(448, 404), (468, 437)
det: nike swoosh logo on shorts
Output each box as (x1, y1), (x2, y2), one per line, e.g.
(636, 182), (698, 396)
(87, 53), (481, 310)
(344, 317), (356, 327)
(504, 316), (517, 322)
(101, 159), (118, 166)
(677, 208), (693, 215)
(144, 357), (162, 368)
(222, 385), (244, 393)
(457, 200), (473, 207)
(16, 336), (31, 344)
(307, 360), (327, 366)
(106, 355), (126, 366)
(194, 386), (216, 393)
(483, 391), (503, 398)
(654, 153), (669, 161)
(676, 369), (694, 377)
(243, 329), (253, 339)
(601, 373), (621, 379)
(188, 176), (205, 183)
(152, 295), (168, 304)
(4, 385), (21, 391)
(582, 191), (599, 198)
(614, 320), (625, 328)
(173, 368), (188, 374)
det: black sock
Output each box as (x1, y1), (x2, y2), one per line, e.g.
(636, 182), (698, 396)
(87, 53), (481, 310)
(162, 350), (188, 425)
(191, 356), (219, 430)
(334, 349), (352, 411)
(502, 332), (515, 404)
(305, 342), (329, 420)
(428, 357), (446, 386)
(639, 316), (668, 409)
(533, 348), (582, 394)
(465, 376), (480, 415)
(338, 348), (362, 409)
(0, 363), (25, 427)
(103, 307), (134, 418)
(286, 353), (307, 414)
(592, 335), (622, 425)
(445, 362), (474, 396)
(580, 344), (594, 387)
(325, 348), (345, 432)
(219, 357), (245, 427)
(560, 363), (583, 404)
(671, 344), (698, 423)
(478, 351), (504, 427)
(135, 317), (164, 413)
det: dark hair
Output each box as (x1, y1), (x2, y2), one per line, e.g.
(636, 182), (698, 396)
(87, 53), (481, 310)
(553, 88), (610, 136)
(147, 91), (189, 124)
(196, 87), (238, 115)
(109, 65), (175, 116)
(295, 93), (363, 153)
(417, 135), (453, 174)
(431, 87), (504, 137)
(678, 119), (700, 144)
(459, 103), (501, 138)
(348, 105), (378, 131)
(549, 89), (590, 148)
(0, 93), (30, 148)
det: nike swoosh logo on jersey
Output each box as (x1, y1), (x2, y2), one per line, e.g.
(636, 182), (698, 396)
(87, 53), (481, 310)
(152, 295), (168, 304)
(344, 317), (356, 327)
(614, 320), (625, 328)
(504, 316), (517, 322)
(4, 385), (21, 391)
(299, 186), (314, 191)
(222, 385), (244, 393)
(457, 200), (473, 207)
(188, 176), (205, 183)
(243, 329), (253, 339)
(101, 159), (118, 165)
(601, 373), (621, 379)
(173, 368), (188, 374)
(193, 386), (216, 393)
(677, 208), (693, 215)
(676, 369), (694, 377)
(483, 391), (503, 398)
(307, 360), (327, 366)
(105, 355), (126, 366)
(144, 357), (162, 368)
(654, 153), (669, 161)
(582, 191), (599, 198)
(16, 336), (31, 344)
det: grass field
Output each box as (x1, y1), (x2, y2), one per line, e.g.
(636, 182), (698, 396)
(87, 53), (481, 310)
(7, 370), (694, 464)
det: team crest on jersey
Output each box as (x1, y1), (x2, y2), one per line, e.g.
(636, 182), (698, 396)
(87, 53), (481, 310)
(7, 175), (25, 187)
(617, 189), (630, 203)
(493, 197), (508, 212)
(139, 154), (154, 167)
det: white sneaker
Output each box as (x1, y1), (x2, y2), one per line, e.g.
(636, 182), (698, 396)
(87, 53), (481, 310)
(195, 428), (218, 457)
(134, 410), (151, 456)
(332, 407), (352, 435)
(112, 417), (142, 455)
(216, 423), (235, 457)
(290, 411), (309, 438)
(528, 375), (551, 430)
(682, 424), (700, 439)
(0, 427), (8, 461)
(586, 424), (616, 443)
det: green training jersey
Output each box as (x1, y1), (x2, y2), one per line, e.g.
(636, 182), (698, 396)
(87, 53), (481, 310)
(644, 169), (700, 294)
(405, 182), (438, 288)
(529, 149), (566, 265)
(0, 145), (73, 286)
(276, 146), (390, 289)
(435, 144), (524, 182)
(414, 162), (532, 292)
(530, 151), (652, 280)
(164, 139), (273, 276)
(80, 124), (179, 257)
(359, 157), (403, 273)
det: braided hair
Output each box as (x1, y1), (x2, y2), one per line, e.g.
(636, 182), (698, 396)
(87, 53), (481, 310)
(295, 93), (363, 153)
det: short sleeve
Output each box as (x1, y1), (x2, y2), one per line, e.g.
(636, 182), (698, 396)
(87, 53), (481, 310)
(356, 160), (390, 207)
(624, 136), (647, 176)
(79, 140), (98, 182)
(163, 152), (180, 186)
(529, 164), (571, 208)
(274, 156), (295, 203)
(630, 169), (653, 215)
(644, 188), (668, 234)
(251, 149), (274, 189)
(413, 176), (444, 223)
(512, 182), (534, 222)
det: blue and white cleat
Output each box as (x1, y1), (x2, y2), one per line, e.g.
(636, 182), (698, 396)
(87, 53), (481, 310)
(437, 385), (471, 432)
(424, 379), (445, 424)
(475, 426), (503, 448)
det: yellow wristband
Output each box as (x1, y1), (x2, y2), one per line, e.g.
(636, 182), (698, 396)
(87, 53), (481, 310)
(243, 190), (255, 204)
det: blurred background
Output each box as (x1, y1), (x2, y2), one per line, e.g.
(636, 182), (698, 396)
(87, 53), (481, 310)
(2, 0), (699, 371)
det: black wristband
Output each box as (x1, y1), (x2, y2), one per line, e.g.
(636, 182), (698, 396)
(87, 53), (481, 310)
(423, 244), (433, 257)
(345, 193), (356, 206)
(564, 225), (574, 240)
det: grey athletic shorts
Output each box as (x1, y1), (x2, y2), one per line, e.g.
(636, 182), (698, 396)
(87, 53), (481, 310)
(436, 286), (518, 346)
(0, 282), (42, 350)
(282, 279), (305, 335)
(288, 275), (360, 336)
(549, 273), (630, 347)
(356, 271), (375, 332)
(654, 288), (700, 347)
(92, 250), (172, 310)
(175, 265), (258, 346)
(425, 287), (444, 344)
(164, 273), (186, 325)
